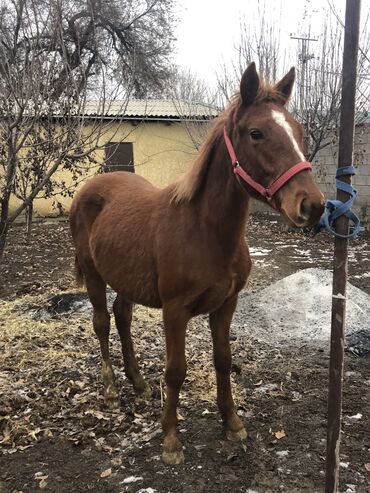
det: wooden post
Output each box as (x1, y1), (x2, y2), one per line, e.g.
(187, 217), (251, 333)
(325, 1), (361, 492)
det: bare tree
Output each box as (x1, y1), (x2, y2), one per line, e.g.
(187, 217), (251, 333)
(164, 67), (220, 151)
(0, 0), (176, 98)
(216, 1), (283, 104)
(291, 18), (343, 161)
(292, 11), (370, 161)
(0, 0), (177, 259)
(215, 1), (370, 164)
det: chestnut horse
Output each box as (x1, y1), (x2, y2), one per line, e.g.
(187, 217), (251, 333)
(70, 63), (324, 465)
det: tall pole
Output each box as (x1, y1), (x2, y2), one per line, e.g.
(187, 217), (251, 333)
(325, 1), (361, 492)
(290, 35), (317, 154)
(290, 35), (317, 111)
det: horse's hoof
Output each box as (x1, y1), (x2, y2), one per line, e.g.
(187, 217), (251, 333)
(104, 387), (120, 409)
(226, 427), (248, 442)
(162, 449), (185, 465)
(105, 396), (120, 409)
(135, 383), (152, 399)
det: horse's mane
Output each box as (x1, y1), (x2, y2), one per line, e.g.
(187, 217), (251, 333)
(171, 82), (286, 204)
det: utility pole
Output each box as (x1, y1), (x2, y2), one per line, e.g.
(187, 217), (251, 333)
(290, 35), (318, 112)
(290, 34), (318, 155)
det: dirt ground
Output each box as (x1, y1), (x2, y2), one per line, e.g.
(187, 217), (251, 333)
(0, 216), (369, 493)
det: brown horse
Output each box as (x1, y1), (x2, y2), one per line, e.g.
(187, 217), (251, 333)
(70, 63), (324, 465)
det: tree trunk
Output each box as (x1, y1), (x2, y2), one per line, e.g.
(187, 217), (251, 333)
(0, 194), (11, 262)
(0, 221), (9, 262)
(0, 132), (18, 262)
(26, 201), (33, 243)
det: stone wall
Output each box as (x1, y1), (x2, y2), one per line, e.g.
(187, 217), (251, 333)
(313, 125), (370, 224)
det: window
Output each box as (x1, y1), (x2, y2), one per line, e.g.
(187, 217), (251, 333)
(104, 142), (134, 172)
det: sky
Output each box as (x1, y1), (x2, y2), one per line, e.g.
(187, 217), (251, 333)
(173, 0), (348, 83)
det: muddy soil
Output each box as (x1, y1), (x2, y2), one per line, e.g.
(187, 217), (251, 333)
(0, 216), (369, 493)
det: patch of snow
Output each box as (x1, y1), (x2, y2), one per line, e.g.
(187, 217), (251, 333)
(233, 268), (370, 350)
(292, 249), (312, 257)
(253, 259), (272, 267)
(352, 272), (370, 279)
(122, 476), (143, 484)
(249, 247), (272, 256)
(347, 413), (362, 420)
(253, 383), (279, 394)
(344, 485), (356, 493)
(345, 371), (359, 377)
(276, 450), (289, 457)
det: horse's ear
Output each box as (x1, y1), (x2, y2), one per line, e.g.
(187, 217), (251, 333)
(275, 67), (296, 104)
(240, 62), (260, 107)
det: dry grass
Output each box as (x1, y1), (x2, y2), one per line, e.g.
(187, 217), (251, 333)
(0, 290), (246, 456)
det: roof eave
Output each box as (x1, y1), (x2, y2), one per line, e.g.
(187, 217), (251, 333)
(77, 115), (216, 123)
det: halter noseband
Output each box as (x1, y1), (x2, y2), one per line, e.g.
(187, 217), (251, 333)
(223, 126), (312, 209)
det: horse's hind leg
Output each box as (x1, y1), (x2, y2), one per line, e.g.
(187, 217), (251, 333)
(161, 302), (190, 465)
(113, 295), (150, 396)
(85, 270), (120, 409)
(210, 295), (247, 441)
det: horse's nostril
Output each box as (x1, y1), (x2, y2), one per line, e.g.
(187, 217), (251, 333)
(300, 198), (311, 220)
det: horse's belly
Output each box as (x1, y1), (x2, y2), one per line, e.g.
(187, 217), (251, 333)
(185, 275), (240, 316)
(91, 227), (161, 308)
(108, 268), (162, 308)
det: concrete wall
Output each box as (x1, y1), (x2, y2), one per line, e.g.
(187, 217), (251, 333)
(9, 119), (205, 217)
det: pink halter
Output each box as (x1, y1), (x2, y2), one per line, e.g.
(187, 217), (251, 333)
(223, 126), (312, 209)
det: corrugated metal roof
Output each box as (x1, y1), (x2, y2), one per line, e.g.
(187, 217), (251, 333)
(83, 99), (219, 120)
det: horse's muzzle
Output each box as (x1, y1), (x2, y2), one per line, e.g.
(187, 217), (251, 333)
(279, 187), (325, 228)
(299, 196), (325, 225)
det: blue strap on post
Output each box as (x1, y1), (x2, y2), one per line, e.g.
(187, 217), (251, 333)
(315, 165), (362, 239)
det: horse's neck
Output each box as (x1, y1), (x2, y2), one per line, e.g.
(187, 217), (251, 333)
(195, 139), (250, 250)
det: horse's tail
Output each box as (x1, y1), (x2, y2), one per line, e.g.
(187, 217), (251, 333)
(75, 255), (85, 288)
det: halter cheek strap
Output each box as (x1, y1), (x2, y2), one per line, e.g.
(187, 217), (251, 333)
(223, 126), (312, 209)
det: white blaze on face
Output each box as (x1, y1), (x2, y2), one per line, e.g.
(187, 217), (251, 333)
(271, 110), (305, 162)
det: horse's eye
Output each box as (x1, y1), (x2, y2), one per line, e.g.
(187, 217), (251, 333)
(249, 129), (264, 141)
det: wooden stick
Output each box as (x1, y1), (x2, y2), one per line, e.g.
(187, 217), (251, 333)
(325, 1), (361, 492)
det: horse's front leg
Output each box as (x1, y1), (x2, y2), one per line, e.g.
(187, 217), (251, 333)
(210, 295), (247, 441)
(161, 302), (190, 465)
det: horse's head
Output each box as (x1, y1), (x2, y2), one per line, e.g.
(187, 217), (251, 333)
(226, 63), (324, 227)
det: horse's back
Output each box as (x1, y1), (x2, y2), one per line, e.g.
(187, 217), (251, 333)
(70, 172), (164, 306)
(71, 171), (158, 226)
(72, 171), (156, 206)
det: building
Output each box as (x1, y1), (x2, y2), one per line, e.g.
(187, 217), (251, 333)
(18, 99), (219, 216)
(7, 101), (369, 223)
